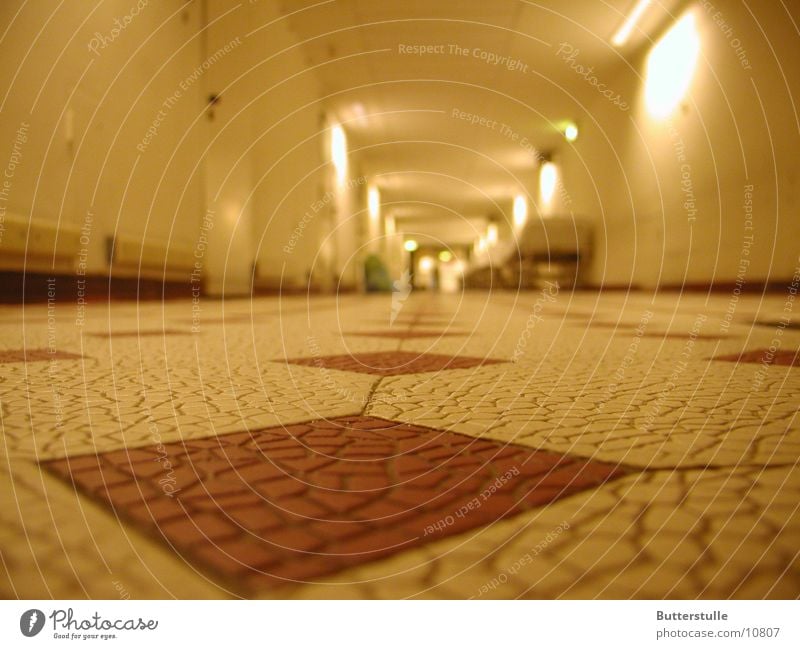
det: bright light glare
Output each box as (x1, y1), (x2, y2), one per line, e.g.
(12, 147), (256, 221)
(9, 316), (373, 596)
(539, 162), (558, 205)
(438, 250), (453, 262)
(486, 223), (498, 245)
(612, 0), (652, 46)
(419, 256), (434, 272)
(645, 12), (700, 119)
(350, 102), (368, 126)
(564, 123), (579, 142)
(330, 123), (347, 184)
(385, 216), (396, 237)
(475, 236), (487, 254)
(368, 186), (380, 219)
(404, 239), (418, 252)
(513, 195), (528, 228)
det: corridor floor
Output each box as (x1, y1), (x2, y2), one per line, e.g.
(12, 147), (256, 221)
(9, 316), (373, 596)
(1, 289), (798, 599)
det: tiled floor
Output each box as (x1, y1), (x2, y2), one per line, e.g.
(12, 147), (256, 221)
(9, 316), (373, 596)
(1, 290), (798, 598)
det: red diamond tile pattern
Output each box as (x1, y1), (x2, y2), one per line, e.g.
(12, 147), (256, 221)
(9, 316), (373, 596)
(0, 349), (84, 363)
(712, 349), (799, 367)
(575, 322), (724, 340)
(282, 351), (506, 376)
(640, 333), (724, 340)
(343, 330), (467, 339)
(373, 318), (457, 327)
(753, 320), (800, 331)
(391, 316), (453, 322)
(87, 329), (192, 338)
(168, 306), (337, 327)
(45, 416), (624, 590)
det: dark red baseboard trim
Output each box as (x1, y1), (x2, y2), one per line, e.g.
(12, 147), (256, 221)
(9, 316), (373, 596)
(578, 280), (792, 294)
(251, 285), (324, 296)
(659, 280), (793, 293)
(577, 284), (641, 292)
(0, 271), (197, 304)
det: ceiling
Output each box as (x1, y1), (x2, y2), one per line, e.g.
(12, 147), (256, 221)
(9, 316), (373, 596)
(276, 0), (683, 232)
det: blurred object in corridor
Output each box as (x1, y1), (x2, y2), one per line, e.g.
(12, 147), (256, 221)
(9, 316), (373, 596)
(364, 254), (392, 292)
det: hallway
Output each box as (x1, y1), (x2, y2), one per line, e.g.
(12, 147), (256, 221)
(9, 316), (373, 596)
(0, 0), (799, 605)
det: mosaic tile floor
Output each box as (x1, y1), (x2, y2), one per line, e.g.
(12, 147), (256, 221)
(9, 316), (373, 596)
(1, 290), (798, 599)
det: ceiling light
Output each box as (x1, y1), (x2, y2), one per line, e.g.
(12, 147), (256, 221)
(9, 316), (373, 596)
(404, 239), (418, 252)
(419, 256), (434, 272)
(539, 162), (557, 205)
(486, 223), (499, 245)
(368, 186), (380, 219)
(330, 123), (347, 184)
(351, 102), (368, 126)
(564, 123), (579, 142)
(612, 0), (652, 47)
(438, 250), (453, 262)
(513, 195), (528, 228)
(645, 11), (700, 118)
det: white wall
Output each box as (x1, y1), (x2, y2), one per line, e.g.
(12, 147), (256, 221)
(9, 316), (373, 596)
(0, 0), (350, 294)
(0, 0), (206, 278)
(560, 2), (800, 288)
(245, 1), (330, 292)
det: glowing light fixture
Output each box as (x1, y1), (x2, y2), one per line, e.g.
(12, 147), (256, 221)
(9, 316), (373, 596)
(330, 123), (347, 184)
(368, 186), (380, 220)
(645, 11), (700, 119)
(438, 250), (453, 262)
(419, 256), (434, 272)
(486, 222), (498, 245)
(612, 0), (652, 47)
(513, 195), (528, 228)
(475, 236), (487, 254)
(564, 123), (579, 142)
(539, 162), (558, 205)
(404, 239), (418, 252)
(350, 102), (368, 126)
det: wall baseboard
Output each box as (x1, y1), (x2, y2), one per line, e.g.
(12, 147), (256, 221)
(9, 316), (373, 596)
(578, 284), (641, 292)
(578, 280), (793, 294)
(659, 280), (794, 293)
(0, 271), (197, 304)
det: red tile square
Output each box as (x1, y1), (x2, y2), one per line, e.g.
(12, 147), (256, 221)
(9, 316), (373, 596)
(0, 349), (84, 363)
(712, 349), (799, 367)
(388, 316), (454, 323)
(45, 416), (625, 592)
(87, 329), (191, 338)
(753, 320), (800, 331)
(282, 351), (506, 375)
(343, 330), (467, 339)
(572, 321), (724, 340)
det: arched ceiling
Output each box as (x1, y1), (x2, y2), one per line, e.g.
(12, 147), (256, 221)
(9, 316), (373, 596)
(277, 0), (682, 228)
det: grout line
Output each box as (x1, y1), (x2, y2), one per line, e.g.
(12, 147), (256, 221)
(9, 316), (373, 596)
(360, 376), (386, 416)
